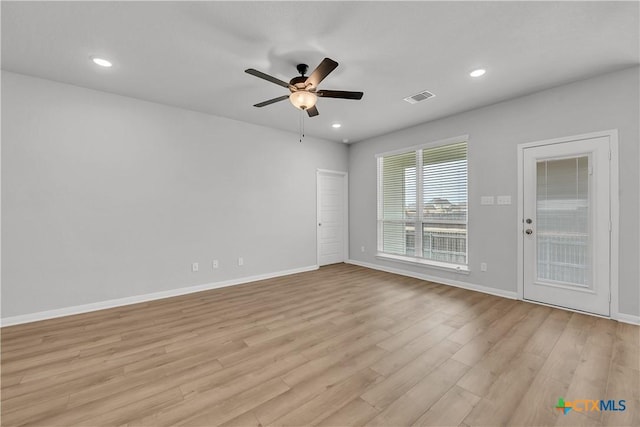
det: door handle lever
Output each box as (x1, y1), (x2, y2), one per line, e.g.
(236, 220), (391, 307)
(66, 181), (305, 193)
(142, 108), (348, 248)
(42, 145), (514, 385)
(525, 229), (533, 235)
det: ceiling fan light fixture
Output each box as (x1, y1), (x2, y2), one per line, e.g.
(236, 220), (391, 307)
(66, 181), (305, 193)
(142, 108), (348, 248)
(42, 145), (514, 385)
(246, 58), (363, 119)
(289, 90), (317, 110)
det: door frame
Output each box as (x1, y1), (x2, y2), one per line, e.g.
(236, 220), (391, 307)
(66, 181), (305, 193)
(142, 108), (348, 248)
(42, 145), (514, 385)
(516, 129), (619, 319)
(316, 169), (349, 267)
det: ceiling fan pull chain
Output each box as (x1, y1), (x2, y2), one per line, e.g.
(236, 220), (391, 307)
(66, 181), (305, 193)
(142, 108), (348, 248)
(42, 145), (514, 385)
(299, 109), (305, 143)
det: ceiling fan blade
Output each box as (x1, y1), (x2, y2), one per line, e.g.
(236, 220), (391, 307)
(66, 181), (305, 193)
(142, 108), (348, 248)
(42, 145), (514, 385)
(305, 58), (338, 88)
(253, 95), (290, 107)
(245, 68), (291, 89)
(307, 105), (319, 117)
(316, 90), (364, 100)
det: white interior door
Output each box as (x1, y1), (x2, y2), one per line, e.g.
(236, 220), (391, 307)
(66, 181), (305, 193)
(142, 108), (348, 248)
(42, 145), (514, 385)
(522, 136), (610, 316)
(317, 170), (347, 266)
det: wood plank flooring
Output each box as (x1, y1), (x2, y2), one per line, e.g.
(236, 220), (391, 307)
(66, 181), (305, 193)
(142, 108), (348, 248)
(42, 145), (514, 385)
(1, 263), (638, 426)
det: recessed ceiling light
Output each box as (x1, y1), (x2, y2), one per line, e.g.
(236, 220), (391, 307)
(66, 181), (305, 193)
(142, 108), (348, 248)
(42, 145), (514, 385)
(470, 68), (486, 78)
(91, 57), (113, 68)
(332, 123), (342, 129)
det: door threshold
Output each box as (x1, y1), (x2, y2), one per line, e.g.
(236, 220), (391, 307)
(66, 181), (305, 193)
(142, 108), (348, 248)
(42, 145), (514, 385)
(522, 297), (611, 320)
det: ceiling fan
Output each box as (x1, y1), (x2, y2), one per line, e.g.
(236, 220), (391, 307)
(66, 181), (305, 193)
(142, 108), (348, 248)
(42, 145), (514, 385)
(245, 58), (363, 117)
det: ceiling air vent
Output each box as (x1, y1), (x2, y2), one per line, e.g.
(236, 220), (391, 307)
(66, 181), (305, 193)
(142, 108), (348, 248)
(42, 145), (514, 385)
(403, 90), (435, 104)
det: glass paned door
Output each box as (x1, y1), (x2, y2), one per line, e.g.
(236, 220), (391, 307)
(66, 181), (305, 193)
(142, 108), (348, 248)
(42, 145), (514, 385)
(523, 137), (610, 316)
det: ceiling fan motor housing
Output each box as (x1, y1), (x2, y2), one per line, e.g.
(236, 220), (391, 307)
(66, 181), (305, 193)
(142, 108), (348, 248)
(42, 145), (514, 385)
(289, 75), (309, 89)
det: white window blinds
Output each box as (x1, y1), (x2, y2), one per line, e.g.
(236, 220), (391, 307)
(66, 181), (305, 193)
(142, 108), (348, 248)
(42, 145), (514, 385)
(378, 141), (468, 267)
(536, 156), (590, 285)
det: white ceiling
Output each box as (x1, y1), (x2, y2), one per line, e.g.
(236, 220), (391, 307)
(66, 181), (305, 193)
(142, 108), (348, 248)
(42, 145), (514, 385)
(2, 1), (638, 143)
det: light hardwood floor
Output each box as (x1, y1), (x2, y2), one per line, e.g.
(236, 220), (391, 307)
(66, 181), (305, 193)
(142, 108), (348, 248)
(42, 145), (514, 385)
(1, 263), (638, 426)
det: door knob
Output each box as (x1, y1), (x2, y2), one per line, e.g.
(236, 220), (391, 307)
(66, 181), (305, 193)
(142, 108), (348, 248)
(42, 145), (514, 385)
(525, 218), (533, 224)
(525, 229), (533, 235)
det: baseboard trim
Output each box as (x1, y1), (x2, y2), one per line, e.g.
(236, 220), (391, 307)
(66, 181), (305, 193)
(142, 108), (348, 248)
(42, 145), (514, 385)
(346, 259), (640, 324)
(346, 259), (517, 300)
(615, 312), (640, 325)
(1, 265), (319, 327)
(5, 261), (635, 327)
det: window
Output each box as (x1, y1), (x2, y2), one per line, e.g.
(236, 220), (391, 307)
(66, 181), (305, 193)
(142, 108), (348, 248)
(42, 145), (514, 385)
(377, 139), (468, 269)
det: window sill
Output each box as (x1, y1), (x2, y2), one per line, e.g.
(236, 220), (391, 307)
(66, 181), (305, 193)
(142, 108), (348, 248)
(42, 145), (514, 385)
(375, 253), (470, 275)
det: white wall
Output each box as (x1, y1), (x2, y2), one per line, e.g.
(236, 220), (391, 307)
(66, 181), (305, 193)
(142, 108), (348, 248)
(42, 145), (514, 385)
(348, 66), (640, 318)
(3, 67), (638, 323)
(1, 72), (348, 319)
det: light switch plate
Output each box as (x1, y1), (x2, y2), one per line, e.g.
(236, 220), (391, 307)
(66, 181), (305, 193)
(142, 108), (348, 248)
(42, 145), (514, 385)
(481, 196), (494, 205)
(497, 195), (512, 205)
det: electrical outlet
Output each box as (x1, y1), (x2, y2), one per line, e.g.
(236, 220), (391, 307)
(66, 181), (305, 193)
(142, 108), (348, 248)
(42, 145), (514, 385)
(238, 257), (244, 266)
(192, 262), (199, 272)
(480, 262), (487, 272)
(361, 246), (365, 253)
(212, 260), (219, 269)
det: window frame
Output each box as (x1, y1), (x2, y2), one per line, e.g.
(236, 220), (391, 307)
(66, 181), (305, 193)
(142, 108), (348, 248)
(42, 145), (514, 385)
(376, 135), (470, 272)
